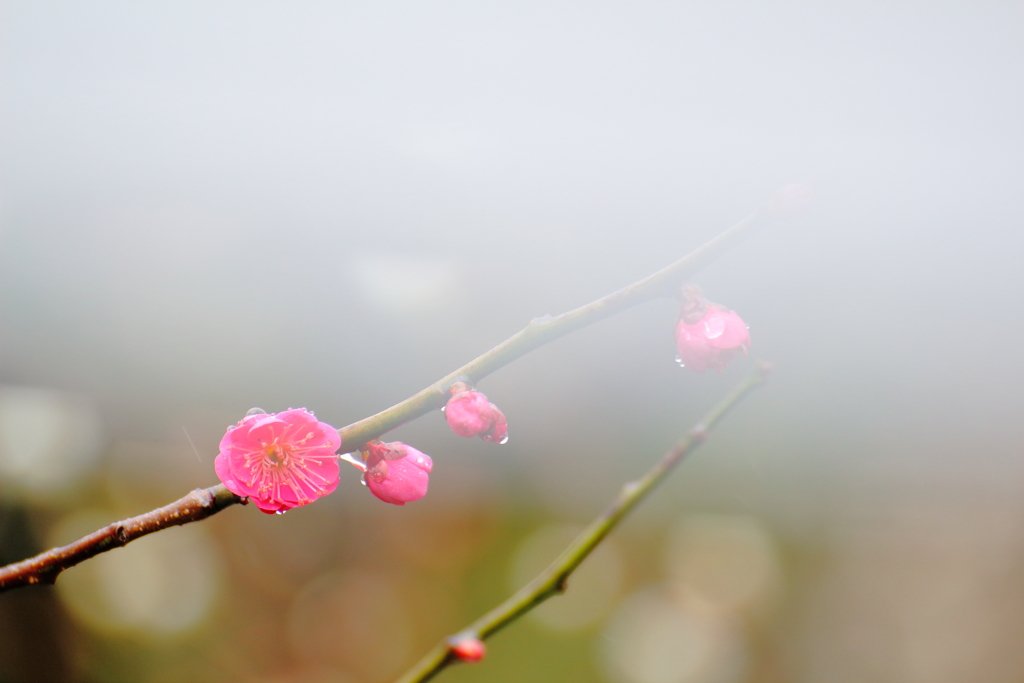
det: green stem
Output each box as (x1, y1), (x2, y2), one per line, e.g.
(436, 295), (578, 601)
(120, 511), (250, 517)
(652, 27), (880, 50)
(340, 209), (761, 449)
(395, 362), (771, 683)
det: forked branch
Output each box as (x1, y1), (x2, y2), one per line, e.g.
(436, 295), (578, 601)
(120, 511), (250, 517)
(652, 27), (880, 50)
(396, 362), (771, 683)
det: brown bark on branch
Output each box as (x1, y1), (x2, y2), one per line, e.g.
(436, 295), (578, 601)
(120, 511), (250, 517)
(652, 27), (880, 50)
(0, 486), (243, 592)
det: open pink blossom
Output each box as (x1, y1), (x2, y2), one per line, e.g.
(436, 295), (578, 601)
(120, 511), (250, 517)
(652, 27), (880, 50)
(675, 305), (751, 373)
(360, 441), (433, 506)
(445, 383), (508, 443)
(214, 408), (341, 514)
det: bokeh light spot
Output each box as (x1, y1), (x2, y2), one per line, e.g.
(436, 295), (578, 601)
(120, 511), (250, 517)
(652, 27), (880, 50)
(508, 523), (623, 632)
(665, 513), (782, 614)
(50, 511), (221, 636)
(601, 587), (746, 683)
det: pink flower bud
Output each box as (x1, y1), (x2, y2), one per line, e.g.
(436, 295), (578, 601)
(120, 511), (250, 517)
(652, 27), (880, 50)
(450, 637), (486, 663)
(362, 441), (433, 506)
(214, 408), (341, 514)
(675, 305), (751, 373)
(445, 384), (508, 444)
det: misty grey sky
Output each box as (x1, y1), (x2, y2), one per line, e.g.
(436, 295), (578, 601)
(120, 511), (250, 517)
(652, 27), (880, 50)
(1, 2), (1022, 525)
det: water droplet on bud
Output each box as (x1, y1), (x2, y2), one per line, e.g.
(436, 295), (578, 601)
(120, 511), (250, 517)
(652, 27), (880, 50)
(499, 435), (509, 445)
(274, 510), (286, 515)
(675, 356), (686, 367)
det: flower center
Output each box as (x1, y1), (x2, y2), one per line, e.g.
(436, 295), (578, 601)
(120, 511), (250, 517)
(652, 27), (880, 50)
(265, 444), (292, 466)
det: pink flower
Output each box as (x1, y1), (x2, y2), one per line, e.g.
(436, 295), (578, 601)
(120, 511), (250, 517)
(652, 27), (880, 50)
(675, 306), (751, 373)
(445, 383), (508, 443)
(214, 408), (341, 514)
(360, 441), (433, 506)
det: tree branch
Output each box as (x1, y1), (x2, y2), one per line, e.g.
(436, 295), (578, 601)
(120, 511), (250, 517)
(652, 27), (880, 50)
(395, 361), (771, 683)
(0, 485), (243, 591)
(339, 209), (762, 450)
(0, 207), (765, 594)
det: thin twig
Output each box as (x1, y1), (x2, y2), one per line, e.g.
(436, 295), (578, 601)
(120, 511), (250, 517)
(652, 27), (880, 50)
(339, 209), (762, 449)
(395, 362), (771, 683)
(0, 486), (243, 591)
(0, 208), (764, 593)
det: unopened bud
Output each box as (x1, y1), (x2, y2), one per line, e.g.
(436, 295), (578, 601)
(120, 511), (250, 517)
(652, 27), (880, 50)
(445, 387), (508, 443)
(358, 441), (433, 506)
(675, 303), (751, 374)
(450, 637), (486, 663)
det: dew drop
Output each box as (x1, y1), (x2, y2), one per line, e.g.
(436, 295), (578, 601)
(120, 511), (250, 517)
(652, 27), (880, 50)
(359, 475), (367, 486)
(675, 356), (686, 367)
(703, 318), (725, 339)
(441, 406), (446, 413)
(274, 510), (287, 515)
(499, 435), (509, 445)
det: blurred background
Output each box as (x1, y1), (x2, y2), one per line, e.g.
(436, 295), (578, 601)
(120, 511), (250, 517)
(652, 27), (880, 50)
(1, 2), (1023, 682)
